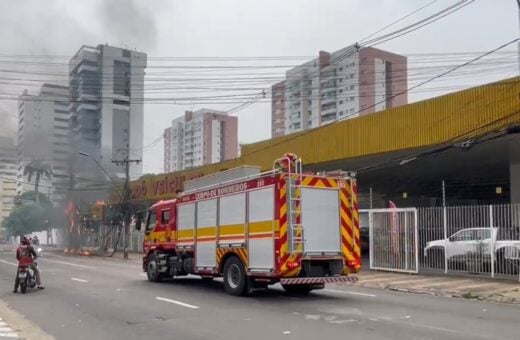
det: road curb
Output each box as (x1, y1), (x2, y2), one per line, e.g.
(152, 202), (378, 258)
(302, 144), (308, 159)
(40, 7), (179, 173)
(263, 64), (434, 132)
(0, 298), (54, 340)
(354, 282), (520, 304)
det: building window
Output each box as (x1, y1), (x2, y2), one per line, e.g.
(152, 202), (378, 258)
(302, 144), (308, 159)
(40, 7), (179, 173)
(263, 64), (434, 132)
(338, 79), (343, 83)
(339, 100), (344, 105)
(339, 67), (343, 71)
(349, 74), (354, 79)
(350, 85), (355, 91)
(349, 97), (355, 102)
(339, 89), (343, 93)
(339, 111), (344, 115)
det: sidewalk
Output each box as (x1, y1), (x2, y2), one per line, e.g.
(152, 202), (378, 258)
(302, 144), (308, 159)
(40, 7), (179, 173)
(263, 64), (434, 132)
(347, 269), (520, 304)
(0, 299), (53, 340)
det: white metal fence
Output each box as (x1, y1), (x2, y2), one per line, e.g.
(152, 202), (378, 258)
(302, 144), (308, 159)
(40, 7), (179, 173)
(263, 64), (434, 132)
(96, 225), (144, 253)
(363, 208), (418, 274)
(364, 204), (520, 281)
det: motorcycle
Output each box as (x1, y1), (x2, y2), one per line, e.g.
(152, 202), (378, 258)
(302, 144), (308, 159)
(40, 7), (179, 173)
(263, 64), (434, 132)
(17, 248), (42, 294)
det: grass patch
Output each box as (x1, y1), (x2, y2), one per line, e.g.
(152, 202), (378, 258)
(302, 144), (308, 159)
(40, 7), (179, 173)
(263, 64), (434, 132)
(462, 291), (479, 299)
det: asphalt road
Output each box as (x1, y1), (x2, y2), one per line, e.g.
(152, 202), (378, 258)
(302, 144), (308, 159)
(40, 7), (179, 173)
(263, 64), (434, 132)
(0, 251), (519, 340)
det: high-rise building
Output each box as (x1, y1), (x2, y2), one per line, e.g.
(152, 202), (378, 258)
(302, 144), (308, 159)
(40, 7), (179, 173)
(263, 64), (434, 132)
(0, 136), (17, 225)
(17, 84), (70, 205)
(271, 81), (286, 138)
(164, 109), (238, 172)
(69, 44), (147, 179)
(271, 46), (407, 137)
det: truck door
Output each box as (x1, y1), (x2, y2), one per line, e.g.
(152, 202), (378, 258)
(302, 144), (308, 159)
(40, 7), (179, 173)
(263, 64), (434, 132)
(247, 187), (275, 271)
(160, 208), (171, 243)
(144, 209), (158, 247)
(300, 187), (341, 254)
(196, 198), (218, 269)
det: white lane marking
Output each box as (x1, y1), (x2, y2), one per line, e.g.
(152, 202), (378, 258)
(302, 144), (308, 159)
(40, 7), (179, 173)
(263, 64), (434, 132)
(0, 327), (16, 332)
(329, 319), (357, 324)
(0, 319), (17, 338)
(324, 289), (377, 297)
(304, 314), (321, 320)
(71, 278), (88, 283)
(283, 331), (291, 334)
(0, 259), (17, 266)
(155, 297), (199, 309)
(44, 259), (95, 269)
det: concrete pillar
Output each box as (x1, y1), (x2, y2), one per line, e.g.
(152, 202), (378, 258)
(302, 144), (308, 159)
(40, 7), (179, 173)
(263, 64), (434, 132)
(511, 161), (520, 204)
(510, 136), (520, 204)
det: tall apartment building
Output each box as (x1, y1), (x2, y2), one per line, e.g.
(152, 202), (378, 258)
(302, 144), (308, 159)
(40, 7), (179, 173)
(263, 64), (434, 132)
(0, 136), (17, 225)
(69, 44), (147, 180)
(17, 84), (70, 205)
(164, 109), (238, 172)
(271, 46), (407, 137)
(271, 81), (286, 138)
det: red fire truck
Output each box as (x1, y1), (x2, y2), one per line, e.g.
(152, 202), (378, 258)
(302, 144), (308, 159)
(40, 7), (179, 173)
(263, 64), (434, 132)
(141, 154), (360, 296)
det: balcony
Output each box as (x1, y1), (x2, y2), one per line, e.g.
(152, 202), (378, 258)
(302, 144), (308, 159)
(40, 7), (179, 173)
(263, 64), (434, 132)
(321, 103), (336, 116)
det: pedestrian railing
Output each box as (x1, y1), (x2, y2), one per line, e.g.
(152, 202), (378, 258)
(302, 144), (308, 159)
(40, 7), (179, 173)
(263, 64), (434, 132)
(366, 203), (520, 281)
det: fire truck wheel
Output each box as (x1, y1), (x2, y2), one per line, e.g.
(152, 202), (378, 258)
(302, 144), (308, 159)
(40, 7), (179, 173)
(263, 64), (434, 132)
(223, 256), (248, 296)
(146, 254), (161, 282)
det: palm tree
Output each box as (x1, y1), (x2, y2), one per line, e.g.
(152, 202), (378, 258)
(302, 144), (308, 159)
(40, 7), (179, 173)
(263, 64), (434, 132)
(23, 159), (52, 204)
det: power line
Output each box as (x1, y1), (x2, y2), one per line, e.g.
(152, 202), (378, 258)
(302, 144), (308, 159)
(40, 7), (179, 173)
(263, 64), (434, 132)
(239, 38), (520, 160)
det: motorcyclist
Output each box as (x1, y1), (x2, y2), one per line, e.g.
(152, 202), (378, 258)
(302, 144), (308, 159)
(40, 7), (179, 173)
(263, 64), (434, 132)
(13, 236), (44, 293)
(32, 235), (39, 246)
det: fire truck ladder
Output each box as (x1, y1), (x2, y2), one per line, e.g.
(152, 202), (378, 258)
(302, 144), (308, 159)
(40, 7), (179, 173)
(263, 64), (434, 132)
(286, 159), (303, 254)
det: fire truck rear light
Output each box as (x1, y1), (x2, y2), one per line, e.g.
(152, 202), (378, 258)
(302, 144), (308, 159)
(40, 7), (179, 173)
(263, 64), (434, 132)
(346, 260), (360, 268)
(287, 261), (300, 270)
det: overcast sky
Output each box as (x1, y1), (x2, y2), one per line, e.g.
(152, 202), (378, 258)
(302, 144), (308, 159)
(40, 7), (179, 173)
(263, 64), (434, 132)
(0, 0), (517, 174)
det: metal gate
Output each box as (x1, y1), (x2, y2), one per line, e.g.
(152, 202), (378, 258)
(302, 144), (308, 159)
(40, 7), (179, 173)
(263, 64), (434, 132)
(363, 208), (419, 273)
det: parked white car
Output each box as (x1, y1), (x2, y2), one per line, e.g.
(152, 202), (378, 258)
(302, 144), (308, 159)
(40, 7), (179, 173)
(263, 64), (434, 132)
(424, 227), (520, 270)
(425, 228), (497, 259)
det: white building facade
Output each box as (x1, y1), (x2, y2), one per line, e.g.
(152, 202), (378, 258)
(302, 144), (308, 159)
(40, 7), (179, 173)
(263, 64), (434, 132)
(17, 84), (70, 205)
(0, 136), (17, 226)
(164, 109), (238, 172)
(272, 46), (408, 137)
(69, 44), (147, 180)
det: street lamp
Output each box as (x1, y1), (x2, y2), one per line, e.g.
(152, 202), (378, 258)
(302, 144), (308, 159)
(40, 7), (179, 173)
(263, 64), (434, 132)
(78, 152), (114, 184)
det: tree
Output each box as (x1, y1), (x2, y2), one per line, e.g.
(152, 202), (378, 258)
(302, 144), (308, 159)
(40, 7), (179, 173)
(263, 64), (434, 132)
(2, 203), (51, 237)
(23, 159), (52, 204)
(20, 191), (52, 208)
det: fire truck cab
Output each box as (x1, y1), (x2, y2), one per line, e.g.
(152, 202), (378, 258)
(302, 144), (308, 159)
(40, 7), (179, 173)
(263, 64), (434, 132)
(141, 154), (360, 296)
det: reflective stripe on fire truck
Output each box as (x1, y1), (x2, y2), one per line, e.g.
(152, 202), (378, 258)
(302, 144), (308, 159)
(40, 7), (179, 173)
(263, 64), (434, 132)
(216, 247), (248, 269)
(280, 276), (359, 285)
(278, 175), (303, 277)
(352, 181), (361, 267)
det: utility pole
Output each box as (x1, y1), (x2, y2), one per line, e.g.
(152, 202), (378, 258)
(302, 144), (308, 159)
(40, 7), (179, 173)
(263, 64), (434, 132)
(442, 180), (446, 207)
(517, 0), (520, 74)
(112, 147), (141, 260)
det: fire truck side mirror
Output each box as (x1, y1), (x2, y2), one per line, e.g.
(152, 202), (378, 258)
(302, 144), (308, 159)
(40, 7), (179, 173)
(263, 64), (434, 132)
(134, 212), (143, 231)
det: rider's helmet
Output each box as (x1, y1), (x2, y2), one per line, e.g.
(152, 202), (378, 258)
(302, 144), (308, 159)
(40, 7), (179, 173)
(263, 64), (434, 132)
(21, 237), (30, 245)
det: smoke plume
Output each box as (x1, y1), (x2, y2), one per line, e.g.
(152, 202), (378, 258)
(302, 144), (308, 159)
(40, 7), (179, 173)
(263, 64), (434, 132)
(98, 0), (158, 51)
